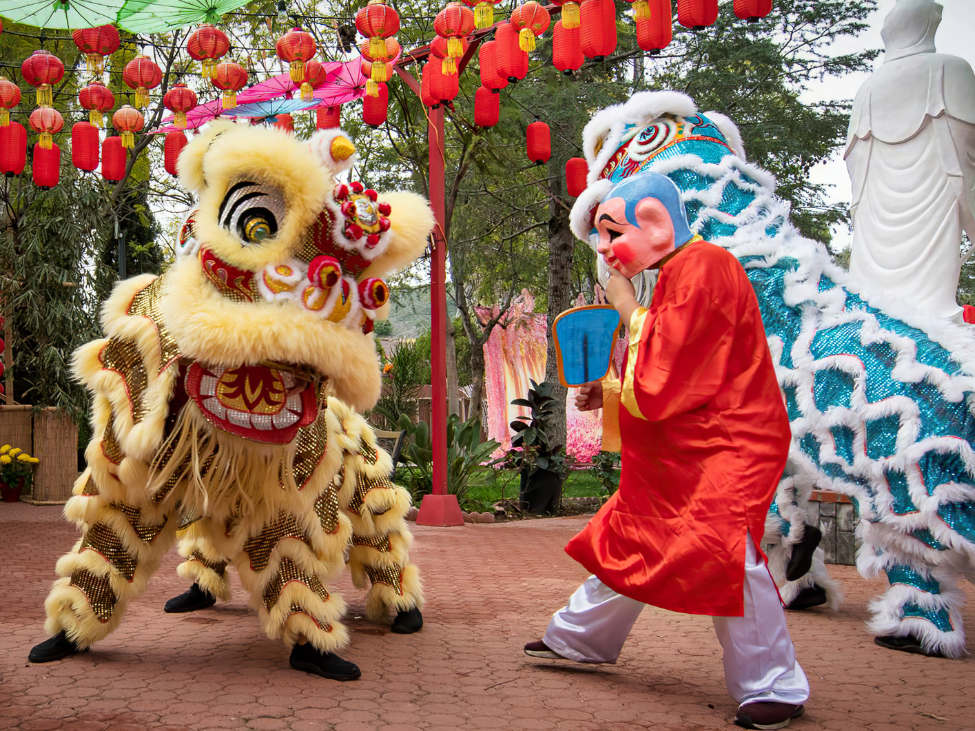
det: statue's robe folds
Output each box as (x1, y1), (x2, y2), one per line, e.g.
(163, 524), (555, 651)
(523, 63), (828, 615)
(565, 241), (791, 616)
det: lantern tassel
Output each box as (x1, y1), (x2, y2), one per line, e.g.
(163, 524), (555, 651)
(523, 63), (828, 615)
(37, 85), (53, 107)
(176, 111), (187, 128)
(632, 0), (650, 21)
(289, 60), (305, 83)
(447, 37), (464, 57)
(222, 90), (237, 109)
(441, 56), (457, 75)
(0, 110), (8, 127)
(474, 2), (493, 28)
(519, 28), (536, 53)
(136, 87), (150, 109)
(366, 79), (379, 97)
(369, 37), (388, 59)
(562, 1), (580, 28)
(120, 131), (134, 149)
(40, 132), (52, 150)
(371, 63), (388, 83)
(300, 82), (314, 101)
(202, 59), (215, 80)
(89, 110), (103, 128)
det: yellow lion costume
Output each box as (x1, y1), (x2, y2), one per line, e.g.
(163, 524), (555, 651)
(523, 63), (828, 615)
(27, 123), (433, 680)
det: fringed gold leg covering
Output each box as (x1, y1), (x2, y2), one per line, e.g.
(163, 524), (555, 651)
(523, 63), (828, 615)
(175, 521), (232, 602)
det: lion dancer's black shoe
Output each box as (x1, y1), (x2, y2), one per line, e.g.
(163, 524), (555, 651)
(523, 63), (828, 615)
(289, 642), (362, 680)
(28, 630), (85, 663)
(391, 606), (423, 634)
(785, 525), (823, 582)
(164, 583), (217, 613)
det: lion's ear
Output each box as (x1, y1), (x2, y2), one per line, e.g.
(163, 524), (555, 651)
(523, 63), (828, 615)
(176, 122), (238, 196)
(360, 191), (436, 280)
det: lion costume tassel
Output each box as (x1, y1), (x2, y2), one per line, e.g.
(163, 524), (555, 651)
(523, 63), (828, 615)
(29, 123), (434, 679)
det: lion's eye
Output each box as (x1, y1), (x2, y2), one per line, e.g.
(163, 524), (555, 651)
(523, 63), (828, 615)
(241, 214), (275, 243)
(219, 180), (285, 246)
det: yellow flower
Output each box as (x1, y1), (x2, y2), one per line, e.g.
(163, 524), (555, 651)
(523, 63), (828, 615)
(31, 457), (40, 464)
(0, 455), (10, 465)
(17, 454), (30, 462)
(8, 447), (21, 457)
(0, 445), (9, 454)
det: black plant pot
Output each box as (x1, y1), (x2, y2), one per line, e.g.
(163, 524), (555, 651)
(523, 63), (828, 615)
(519, 468), (564, 515)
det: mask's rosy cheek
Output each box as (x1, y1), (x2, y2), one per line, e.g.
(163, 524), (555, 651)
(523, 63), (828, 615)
(612, 240), (641, 267)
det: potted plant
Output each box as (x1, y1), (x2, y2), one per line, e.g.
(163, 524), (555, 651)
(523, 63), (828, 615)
(509, 380), (568, 515)
(0, 444), (40, 503)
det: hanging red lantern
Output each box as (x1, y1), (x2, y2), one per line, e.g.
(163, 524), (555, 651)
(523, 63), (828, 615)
(102, 136), (125, 181)
(359, 37), (401, 95)
(551, 0), (584, 29)
(553, 20), (584, 74)
(32, 142), (60, 189)
(734, 0), (771, 22)
(479, 41), (508, 91)
(0, 77), (21, 127)
(71, 121), (99, 172)
(29, 107), (63, 150)
(211, 61), (248, 109)
(21, 50), (65, 108)
(317, 105), (342, 130)
(431, 35), (468, 76)
(527, 121), (551, 165)
(425, 58), (459, 105)
(509, 1), (551, 52)
(300, 59), (330, 102)
(678, 0), (718, 28)
(187, 24), (230, 81)
(0, 122), (26, 176)
(163, 82), (197, 129)
(461, 0), (501, 29)
(474, 86), (499, 128)
(637, 0), (673, 54)
(565, 157), (588, 197)
(276, 27), (317, 83)
(112, 105), (144, 149)
(496, 23), (529, 83)
(363, 82), (389, 127)
(164, 130), (187, 177)
(360, 58), (395, 96)
(581, 0), (617, 60)
(122, 55), (162, 109)
(355, 1), (401, 61)
(434, 2), (475, 61)
(274, 113), (295, 133)
(421, 61), (437, 108)
(78, 81), (114, 129)
(72, 25), (120, 75)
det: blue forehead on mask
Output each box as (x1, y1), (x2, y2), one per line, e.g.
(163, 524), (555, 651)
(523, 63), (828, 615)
(606, 172), (695, 246)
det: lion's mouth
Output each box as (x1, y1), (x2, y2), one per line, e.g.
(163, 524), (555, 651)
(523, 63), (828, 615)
(184, 361), (321, 444)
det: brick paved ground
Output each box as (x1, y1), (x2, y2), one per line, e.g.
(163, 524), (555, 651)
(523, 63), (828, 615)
(2, 502), (972, 731)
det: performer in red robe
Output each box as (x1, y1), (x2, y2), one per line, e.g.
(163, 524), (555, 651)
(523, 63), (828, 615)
(525, 173), (809, 731)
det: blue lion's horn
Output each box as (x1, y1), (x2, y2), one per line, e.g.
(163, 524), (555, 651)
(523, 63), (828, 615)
(553, 306), (622, 387)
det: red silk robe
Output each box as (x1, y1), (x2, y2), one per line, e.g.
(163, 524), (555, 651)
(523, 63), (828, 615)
(565, 240), (790, 617)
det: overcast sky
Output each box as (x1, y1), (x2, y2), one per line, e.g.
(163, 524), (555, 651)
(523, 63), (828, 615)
(808, 0), (975, 250)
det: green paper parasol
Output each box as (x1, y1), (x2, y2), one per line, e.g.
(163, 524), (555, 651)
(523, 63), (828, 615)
(116, 0), (251, 33)
(0, 0), (127, 30)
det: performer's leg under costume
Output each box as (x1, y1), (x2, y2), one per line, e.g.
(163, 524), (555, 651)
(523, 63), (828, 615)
(175, 522), (231, 601)
(543, 537), (809, 705)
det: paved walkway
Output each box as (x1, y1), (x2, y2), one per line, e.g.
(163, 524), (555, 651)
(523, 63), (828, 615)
(2, 502), (972, 731)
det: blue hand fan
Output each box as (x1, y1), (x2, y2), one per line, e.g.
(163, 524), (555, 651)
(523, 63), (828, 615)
(552, 306), (622, 387)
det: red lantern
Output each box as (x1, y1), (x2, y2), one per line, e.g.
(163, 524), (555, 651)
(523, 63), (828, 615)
(102, 136), (126, 181)
(434, 2), (475, 60)
(361, 58), (395, 96)
(21, 50), (64, 108)
(164, 130), (187, 177)
(461, 0), (501, 29)
(425, 58), (458, 105)
(29, 107), (63, 150)
(565, 157), (588, 197)
(678, 0), (718, 28)
(363, 82), (389, 127)
(421, 61), (438, 107)
(276, 28), (317, 83)
(734, 0), (771, 22)
(0, 122), (26, 176)
(317, 105), (342, 130)
(509, 1), (551, 52)
(551, 0), (584, 29)
(79, 81), (114, 129)
(553, 20), (583, 74)
(474, 86), (499, 128)
(431, 35), (468, 76)
(527, 121), (551, 165)
(163, 83), (197, 129)
(300, 60), (331, 102)
(112, 105), (144, 149)
(122, 55), (162, 109)
(496, 23), (529, 83)
(212, 61), (248, 109)
(187, 24), (230, 80)
(637, 0), (673, 54)
(32, 142), (59, 189)
(479, 41), (508, 91)
(360, 37), (401, 95)
(71, 121), (99, 172)
(0, 76), (20, 127)
(581, 0), (617, 60)
(72, 25), (120, 75)
(355, 1), (401, 61)
(274, 113), (294, 133)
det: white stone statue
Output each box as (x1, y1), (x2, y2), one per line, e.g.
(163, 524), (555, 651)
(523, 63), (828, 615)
(845, 0), (975, 323)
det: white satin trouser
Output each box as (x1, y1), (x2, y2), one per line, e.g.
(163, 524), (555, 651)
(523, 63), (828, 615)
(543, 536), (810, 706)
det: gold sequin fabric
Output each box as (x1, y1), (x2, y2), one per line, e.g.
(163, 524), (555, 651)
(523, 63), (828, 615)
(314, 487), (340, 535)
(111, 502), (168, 544)
(287, 601), (332, 632)
(81, 474), (99, 496)
(126, 275), (181, 373)
(70, 569), (117, 622)
(80, 523), (137, 581)
(101, 412), (123, 465)
(293, 417), (328, 490)
(348, 471), (394, 515)
(358, 445), (379, 466)
(99, 338), (149, 423)
(262, 557), (329, 611)
(190, 550), (227, 575)
(243, 513), (308, 572)
(352, 533), (391, 552)
(365, 565), (404, 595)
